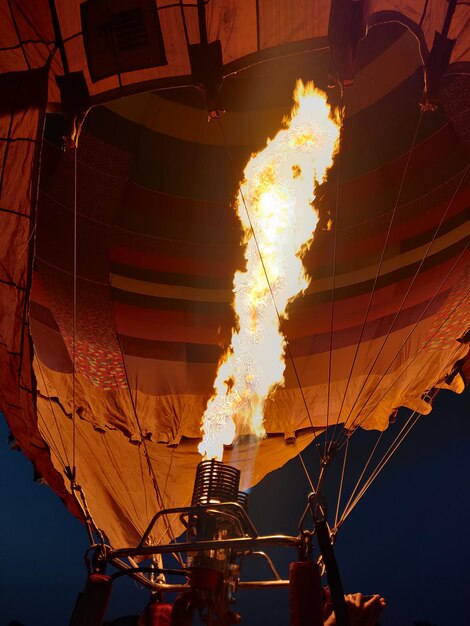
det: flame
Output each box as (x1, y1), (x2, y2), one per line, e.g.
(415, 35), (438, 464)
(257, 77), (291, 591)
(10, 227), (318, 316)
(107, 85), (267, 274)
(199, 81), (341, 460)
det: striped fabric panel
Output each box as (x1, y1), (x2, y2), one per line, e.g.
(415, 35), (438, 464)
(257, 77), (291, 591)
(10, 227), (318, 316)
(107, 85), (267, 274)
(31, 24), (470, 397)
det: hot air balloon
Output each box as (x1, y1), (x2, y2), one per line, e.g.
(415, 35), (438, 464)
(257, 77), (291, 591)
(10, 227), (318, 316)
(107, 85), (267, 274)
(1, 1), (469, 624)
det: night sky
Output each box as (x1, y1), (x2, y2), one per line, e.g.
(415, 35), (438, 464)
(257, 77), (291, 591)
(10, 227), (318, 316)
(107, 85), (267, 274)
(1, 387), (469, 626)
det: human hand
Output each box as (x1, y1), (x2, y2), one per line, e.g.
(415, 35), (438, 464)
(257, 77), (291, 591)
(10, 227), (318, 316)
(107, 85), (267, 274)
(323, 593), (386, 626)
(345, 593), (386, 626)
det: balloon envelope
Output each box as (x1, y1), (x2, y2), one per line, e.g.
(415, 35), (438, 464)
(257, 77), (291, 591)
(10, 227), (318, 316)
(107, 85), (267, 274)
(0, 2), (468, 549)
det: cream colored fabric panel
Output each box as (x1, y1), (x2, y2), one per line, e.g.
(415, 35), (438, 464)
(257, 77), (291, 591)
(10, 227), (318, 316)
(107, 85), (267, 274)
(36, 394), (195, 547)
(35, 359), (142, 438)
(34, 308), (469, 448)
(258, 0), (330, 49)
(343, 31), (421, 116)
(117, 6), (193, 88)
(124, 355), (217, 398)
(450, 3), (470, 65)
(366, 0), (470, 65)
(0, 1), (22, 50)
(105, 92), (288, 147)
(55, 0), (81, 39)
(37, 391), (318, 548)
(110, 273), (233, 303)
(63, 2), (194, 98)
(366, 0), (425, 25)
(206, 0), (258, 63)
(417, 0), (451, 51)
(35, 356), (213, 440)
(306, 220), (470, 295)
(104, 31), (422, 146)
(224, 429), (319, 491)
(277, 317), (469, 432)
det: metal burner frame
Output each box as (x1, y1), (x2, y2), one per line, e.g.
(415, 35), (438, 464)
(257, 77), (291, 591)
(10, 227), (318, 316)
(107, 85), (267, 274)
(102, 500), (307, 591)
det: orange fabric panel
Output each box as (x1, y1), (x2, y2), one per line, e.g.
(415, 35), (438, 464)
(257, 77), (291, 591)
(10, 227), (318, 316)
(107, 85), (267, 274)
(0, 68), (80, 519)
(1, 1), (470, 108)
(206, 0), (258, 63)
(2, 4), (469, 555)
(33, 268), (469, 444)
(365, 1), (469, 67)
(36, 389), (318, 548)
(258, 0), (329, 49)
(33, 279), (468, 550)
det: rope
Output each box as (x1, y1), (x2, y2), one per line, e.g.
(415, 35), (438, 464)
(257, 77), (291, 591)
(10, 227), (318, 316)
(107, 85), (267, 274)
(68, 146), (109, 548)
(324, 87), (344, 457)
(337, 410), (421, 529)
(72, 147), (77, 478)
(326, 108), (424, 451)
(136, 430), (151, 533)
(337, 430), (384, 527)
(337, 163), (469, 438)
(337, 247), (469, 446)
(295, 445), (317, 494)
(336, 391), (439, 529)
(333, 437), (349, 529)
(110, 309), (184, 561)
(335, 384), (442, 531)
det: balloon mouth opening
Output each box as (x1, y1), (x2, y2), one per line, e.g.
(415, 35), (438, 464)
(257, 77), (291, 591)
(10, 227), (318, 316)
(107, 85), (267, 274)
(222, 433), (264, 450)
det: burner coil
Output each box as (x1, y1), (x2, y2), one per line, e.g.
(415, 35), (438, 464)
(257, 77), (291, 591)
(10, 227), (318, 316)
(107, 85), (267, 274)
(191, 459), (240, 505)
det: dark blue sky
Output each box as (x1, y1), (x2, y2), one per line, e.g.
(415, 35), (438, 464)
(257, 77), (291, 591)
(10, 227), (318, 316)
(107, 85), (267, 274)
(1, 387), (469, 626)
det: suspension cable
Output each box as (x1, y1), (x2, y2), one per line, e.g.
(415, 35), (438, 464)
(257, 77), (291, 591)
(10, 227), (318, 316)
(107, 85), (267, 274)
(338, 163), (469, 437)
(333, 437), (349, 529)
(327, 108), (424, 451)
(111, 310), (184, 562)
(324, 86), (344, 457)
(336, 248), (469, 447)
(336, 388), (440, 529)
(72, 146), (77, 478)
(337, 430), (385, 527)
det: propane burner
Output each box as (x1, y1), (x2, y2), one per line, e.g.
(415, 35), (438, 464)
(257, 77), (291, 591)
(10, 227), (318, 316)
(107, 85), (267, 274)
(107, 458), (307, 626)
(191, 459), (240, 506)
(185, 459), (250, 604)
(188, 460), (249, 548)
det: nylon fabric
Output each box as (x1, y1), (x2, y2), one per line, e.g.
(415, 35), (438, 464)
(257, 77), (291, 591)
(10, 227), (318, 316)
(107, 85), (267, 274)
(0, 5), (469, 551)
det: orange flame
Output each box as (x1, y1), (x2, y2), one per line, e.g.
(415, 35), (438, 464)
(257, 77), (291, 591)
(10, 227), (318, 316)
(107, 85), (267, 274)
(199, 81), (341, 460)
